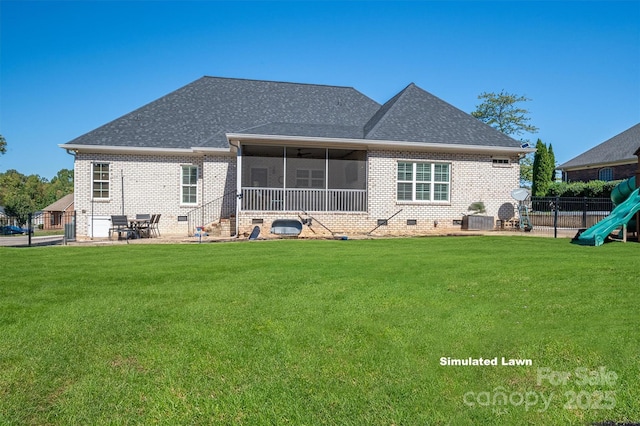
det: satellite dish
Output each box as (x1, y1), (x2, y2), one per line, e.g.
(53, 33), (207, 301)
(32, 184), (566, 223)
(511, 188), (530, 201)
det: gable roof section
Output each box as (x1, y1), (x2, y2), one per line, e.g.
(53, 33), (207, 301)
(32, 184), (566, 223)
(62, 77), (523, 152)
(43, 193), (74, 212)
(559, 123), (640, 170)
(65, 77), (380, 150)
(364, 83), (520, 147)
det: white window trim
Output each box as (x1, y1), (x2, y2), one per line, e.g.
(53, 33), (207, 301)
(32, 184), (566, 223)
(181, 165), (199, 206)
(91, 162), (110, 201)
(396, 161), (451, 203)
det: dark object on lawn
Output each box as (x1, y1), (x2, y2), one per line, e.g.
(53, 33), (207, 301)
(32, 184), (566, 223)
(248, 226), (260, 240)
(270, 219), (303, 236)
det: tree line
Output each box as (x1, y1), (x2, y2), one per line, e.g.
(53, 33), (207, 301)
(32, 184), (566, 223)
(0, 169), (74, 223)
(1, 134), (75, 223)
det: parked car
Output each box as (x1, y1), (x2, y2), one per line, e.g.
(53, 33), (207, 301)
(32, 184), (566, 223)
(0, 225), (33, 235)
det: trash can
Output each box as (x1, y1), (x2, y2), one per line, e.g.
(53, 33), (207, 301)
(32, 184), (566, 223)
(64, 223), (76, 242)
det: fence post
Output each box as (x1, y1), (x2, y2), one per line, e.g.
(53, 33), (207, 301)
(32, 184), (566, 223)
(553, 196), (559, 239)
(582, 197), (587, 228)
(28, 213), (32, 247)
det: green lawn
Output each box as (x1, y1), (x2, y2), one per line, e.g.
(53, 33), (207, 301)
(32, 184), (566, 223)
(1, 237), (639, 425)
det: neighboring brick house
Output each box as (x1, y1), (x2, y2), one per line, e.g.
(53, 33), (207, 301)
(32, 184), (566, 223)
(558, 123), (640, 182)
(59, 76), (533, 239)
(41, 193), (74, 230)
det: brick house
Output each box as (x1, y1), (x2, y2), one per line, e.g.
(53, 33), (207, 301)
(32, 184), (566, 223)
(558, 123), (640, 182)
(59, 77), (533, 239)
(41, 193), (74, 230)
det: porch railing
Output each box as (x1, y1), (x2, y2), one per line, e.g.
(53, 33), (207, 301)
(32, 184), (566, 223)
(241, 188), (367, 212)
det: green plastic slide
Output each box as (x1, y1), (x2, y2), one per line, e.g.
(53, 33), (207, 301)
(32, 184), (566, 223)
(575, 177), (640, 246)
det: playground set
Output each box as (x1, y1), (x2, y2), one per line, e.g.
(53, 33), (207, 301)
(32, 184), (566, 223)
(573, 146), (640, 246)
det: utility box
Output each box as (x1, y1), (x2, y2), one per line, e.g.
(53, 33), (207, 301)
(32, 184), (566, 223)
(462, 215), (495, 231)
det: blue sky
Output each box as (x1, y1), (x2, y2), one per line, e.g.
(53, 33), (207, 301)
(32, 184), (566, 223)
(1, 1), (639, 180)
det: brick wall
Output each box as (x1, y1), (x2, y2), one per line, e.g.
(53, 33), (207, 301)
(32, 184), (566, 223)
(563, 163), (636, 182)
(237, 150), (521, 237)
(74, 152), (234, 238)
(74, 149), (521, 239)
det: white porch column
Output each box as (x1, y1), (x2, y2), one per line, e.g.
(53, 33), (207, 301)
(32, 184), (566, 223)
(236, 144), (242, 227)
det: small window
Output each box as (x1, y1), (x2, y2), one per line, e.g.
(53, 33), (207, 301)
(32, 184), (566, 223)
(599, 168), (613, 182)
(181, 165), (198, 204)
(92, 163), (109, 199)
(492, 158), (510, 167)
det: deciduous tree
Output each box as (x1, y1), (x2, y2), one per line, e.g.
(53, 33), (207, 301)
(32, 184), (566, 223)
(471, 90), (538, 187)
(472, 90), (539, 136)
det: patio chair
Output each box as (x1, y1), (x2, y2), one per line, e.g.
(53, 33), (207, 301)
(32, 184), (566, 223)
(150, 214), (161, 237)
(109, 215), (135, 243)
(135, 214), (152, 238)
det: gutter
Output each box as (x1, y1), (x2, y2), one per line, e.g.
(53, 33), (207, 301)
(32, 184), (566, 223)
(224, 133), (535, 155)
(58, 144), (233, 156)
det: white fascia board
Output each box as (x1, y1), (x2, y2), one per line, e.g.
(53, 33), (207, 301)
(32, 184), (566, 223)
(59, 144), (232, 156)
(225, 133), (535, 155)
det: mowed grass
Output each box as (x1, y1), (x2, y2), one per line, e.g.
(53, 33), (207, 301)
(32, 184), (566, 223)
(1, 236), (639, 425)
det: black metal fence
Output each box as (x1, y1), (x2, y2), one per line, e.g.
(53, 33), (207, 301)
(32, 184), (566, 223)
(526, 197), (614, 237)
(0, 211), (76, 247)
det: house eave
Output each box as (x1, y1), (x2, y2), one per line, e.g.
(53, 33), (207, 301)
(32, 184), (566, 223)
(225, 133), (533, 155)
(59, 144), (233, 156)
(558, 158), (637, 172)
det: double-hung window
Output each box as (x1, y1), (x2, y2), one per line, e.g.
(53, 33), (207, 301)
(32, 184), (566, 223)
(92, 163), (109, 199)
(296, 169), (325, 188)
(181, 165), (198, 204)
(397, 161), (450, 202)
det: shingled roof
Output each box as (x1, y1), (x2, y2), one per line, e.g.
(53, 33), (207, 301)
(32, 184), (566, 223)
(558, 123), (640, 170)
(42, 193), (74, 212)
(62, 76), (522, 151)
(364, 83), (519, 147)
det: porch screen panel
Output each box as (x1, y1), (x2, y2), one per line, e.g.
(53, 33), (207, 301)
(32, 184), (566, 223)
(242, 145), (284, 188)
(327, 149), (366, 189)
(328, 149), (367, 211)
(285, 147), (326, 211)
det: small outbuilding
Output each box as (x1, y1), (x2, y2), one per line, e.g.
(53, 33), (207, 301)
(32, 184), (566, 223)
(42, 193), (74, 230)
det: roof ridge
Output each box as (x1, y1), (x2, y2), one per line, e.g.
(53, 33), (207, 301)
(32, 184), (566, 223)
(201, 75), (364, 92)
(363, 83), (416, 138)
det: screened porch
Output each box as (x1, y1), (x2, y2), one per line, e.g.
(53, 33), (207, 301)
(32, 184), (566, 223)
(240, 145), (367, 212)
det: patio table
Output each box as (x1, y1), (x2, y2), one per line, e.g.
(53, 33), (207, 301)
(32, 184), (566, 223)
(128, 218), (150, 238)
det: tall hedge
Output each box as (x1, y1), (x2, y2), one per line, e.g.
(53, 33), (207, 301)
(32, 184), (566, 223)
(546, 180), (623, 198)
